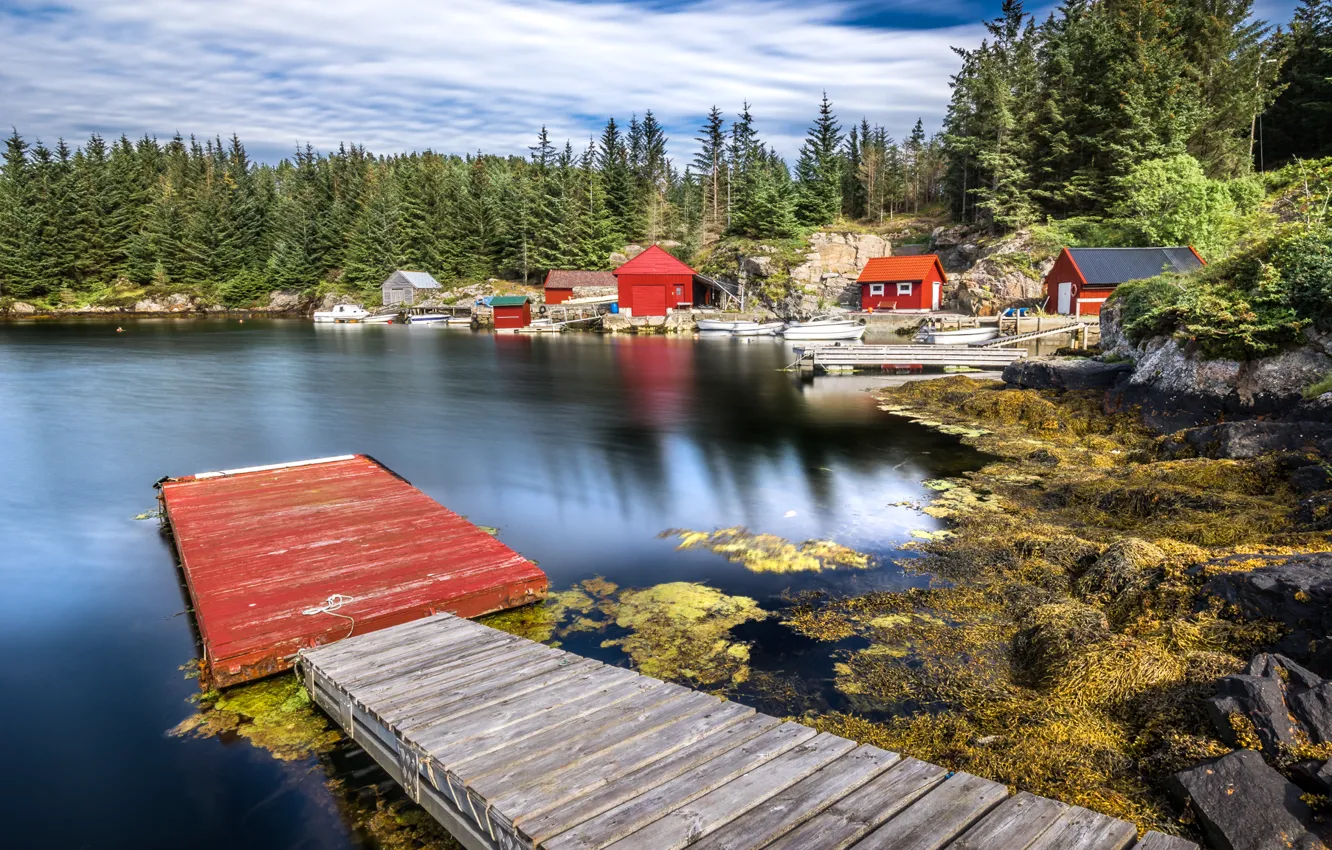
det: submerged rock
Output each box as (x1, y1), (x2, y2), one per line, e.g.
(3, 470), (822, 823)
(1002, 358), (1134, 392)
(1171, 749), (1328, 850)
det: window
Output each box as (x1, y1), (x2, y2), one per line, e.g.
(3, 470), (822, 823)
(869, 284), (885, 296)
(897, 282), (913, 296)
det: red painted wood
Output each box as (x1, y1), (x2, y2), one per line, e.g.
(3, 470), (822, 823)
(613, 246), (696, 316)
(1044, 248), (1087, 314)
(159, 455), (547, 687)
(494, 302), (531, 328)
(545, 287), (571, 305)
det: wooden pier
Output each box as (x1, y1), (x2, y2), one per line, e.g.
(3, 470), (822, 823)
(298, 612), (1196, 850)
(794, 344), (1028, 372)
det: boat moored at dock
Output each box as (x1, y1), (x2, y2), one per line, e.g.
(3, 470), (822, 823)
(313, 304), (372, 323)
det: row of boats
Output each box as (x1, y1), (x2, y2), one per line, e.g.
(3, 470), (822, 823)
(313, 304), (470, 325)
(696, 317), (867, 341)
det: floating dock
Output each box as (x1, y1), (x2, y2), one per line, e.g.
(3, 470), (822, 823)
(158, 455), (547, 688)
(298, 613), (1196, 850)
(795, 344), (1028, 372)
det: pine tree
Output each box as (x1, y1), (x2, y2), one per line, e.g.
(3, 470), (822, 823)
(693, 106), (728, 231)
(795, 93), (843, 226)
(1264, 0), (1332, 164)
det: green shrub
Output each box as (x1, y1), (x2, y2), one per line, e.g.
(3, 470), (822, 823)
(1113, 155), (1241, 260)
(219, 269), (270, 308)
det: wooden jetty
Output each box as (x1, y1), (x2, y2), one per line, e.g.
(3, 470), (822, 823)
(973, 322), (1088, 348)
(158, 455), (547, 688)
(298, 613), (1196, 850)
(795, 344), (1028, 372)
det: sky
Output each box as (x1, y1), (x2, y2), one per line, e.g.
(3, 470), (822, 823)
(0, 0), (1301, 166)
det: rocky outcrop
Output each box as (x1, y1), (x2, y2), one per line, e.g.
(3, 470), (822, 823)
(930, 227), (1055, 315)
(1159, 421), (1332, 460)
(1002, 358), (1134, 392)
(1206, 653), (1327, 751)
(1101, 301), (1332, 431)
(787, 232), (890, 306)
(1203, 554), (1332, 672)
(1171, 749), (1327, 850)
(267, 289), (303, 312)
(4, 301), (37, 315)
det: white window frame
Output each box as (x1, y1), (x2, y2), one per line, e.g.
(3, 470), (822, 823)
(897, 282), (913, 296)
(869, 283), (885, 296)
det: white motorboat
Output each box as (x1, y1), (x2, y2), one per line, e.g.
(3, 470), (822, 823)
(920, 326), (999, 345)
(781, 319), (865, 340)
(439, 316), (474, 327)
(313, 304), (372, 323)
(731, 321), (786, 336)
(408, 314), (452, 325)
(362, 313), (398, 324)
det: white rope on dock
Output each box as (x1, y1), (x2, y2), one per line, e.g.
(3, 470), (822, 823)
(302, 593), (357, 638)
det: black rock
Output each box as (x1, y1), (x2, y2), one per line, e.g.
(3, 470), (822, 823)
(1291, 758), (1332, 795)
(1164, 421), (1332, 460)
(1291, 464), (1332, 495)
(1203, 554), (1332, 672)
(1001, 357), (1134, 392)
(1207, 669), (1301, 751)
(1171, 749), (1327, 850)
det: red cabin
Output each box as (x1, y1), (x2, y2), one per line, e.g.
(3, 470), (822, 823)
(491, 295), (531, 330)
(1044, 247), (1205, 316)
(613, 245), (696, 317)
(856, 255), (948, 312)
(543, 270), (618, 305)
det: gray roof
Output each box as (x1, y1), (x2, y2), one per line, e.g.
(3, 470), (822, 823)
(386, 270), (441, 289)
(1066, 248), (1203, 286)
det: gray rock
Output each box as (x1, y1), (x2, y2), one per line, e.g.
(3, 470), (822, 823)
(1207, 656), (1304, 751)
(1291, 759), (1332, 795)
(7, 301), (37, 315)
(1290, 465), (1332, 495)
(1171, 749), (1327, 850)
(266, 289), (303, 312)
(1165, 421), (1332, 460)
(1002, 358), (1134, 391)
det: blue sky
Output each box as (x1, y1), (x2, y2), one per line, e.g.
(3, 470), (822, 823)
(0, 0), (1299, 166)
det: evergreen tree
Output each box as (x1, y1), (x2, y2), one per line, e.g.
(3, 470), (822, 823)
(1264, 0), (1332, 164)
(693, 106), (728, 231)
(795, 93), (843, 226)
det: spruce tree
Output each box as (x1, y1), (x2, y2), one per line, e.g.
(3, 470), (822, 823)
(795, 93), (843, 226)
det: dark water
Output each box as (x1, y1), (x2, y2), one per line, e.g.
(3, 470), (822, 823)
(0, 319), (981, 849)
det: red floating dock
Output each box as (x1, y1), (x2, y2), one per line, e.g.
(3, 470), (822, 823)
(157, 454), (547, 688)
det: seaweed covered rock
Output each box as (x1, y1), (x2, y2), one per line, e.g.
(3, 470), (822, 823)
(1012, 601), (1111, 686)
(1204, 554), (1332, 671)
(1171, 749), (1328, 850)
(1002, 357), (1134, 392)
(1077, 538), (1166, 621)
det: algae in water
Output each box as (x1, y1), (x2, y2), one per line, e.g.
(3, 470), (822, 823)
(666, 526), (872, 573)
(170, 675), (341, 761)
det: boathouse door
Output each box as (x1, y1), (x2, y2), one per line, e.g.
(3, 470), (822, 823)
(1057, 282), (1072, 314)
(634, 285), (666, 316)
(932, 281), (941, 310)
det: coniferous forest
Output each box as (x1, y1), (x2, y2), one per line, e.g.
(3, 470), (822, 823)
(0, 0), (1328, 308)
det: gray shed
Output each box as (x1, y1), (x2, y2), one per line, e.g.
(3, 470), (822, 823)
(380, 270), (442, 306)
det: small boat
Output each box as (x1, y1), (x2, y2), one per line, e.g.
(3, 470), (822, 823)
(362, 313), (398, 324)
(920, 326), (999, 345)
(731, 321), (786, 336)
(439, 316), (474, 327)
(782, 319), (865, 340)
(408, 314), (452, 325)
(696, 319), (749, 332)
(313, 304), (371, 323)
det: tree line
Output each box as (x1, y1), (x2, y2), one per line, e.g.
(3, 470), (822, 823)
(0, 100), (942, 305)
(943, 0), (1332, 232)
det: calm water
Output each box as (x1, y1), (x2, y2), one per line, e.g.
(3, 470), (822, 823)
(0, 319), (981, 849)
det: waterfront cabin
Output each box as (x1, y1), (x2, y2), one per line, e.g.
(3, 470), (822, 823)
(612, 246), (698, 317)
(856, 255), (947, 312)
(1045, 247), (1204, 316)
(543, 270), (618, 305)
(491, 295), (532, 330)
(380, 270), (442, 306)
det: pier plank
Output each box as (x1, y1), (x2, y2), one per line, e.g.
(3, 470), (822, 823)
(686, 745), (901, 850)
(949, 791), (1067, 849)
(1023, 806), (1137, 850)
(1135, 833), (1200, 850)
(760, 757), (947, 850)
(371, 645), (571, 717)
(490, 700), (755, 831)
(513, 713), (781, 846)
(541, 721), (818, 850)
(849, 771), (1008, 850)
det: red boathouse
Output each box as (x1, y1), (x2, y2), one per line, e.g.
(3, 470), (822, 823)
(613, 245), (696, 317)
(491, 295), (532, 330)
(543, 270), (618, 305)
(157, 455), (547, 688)
(856, 255), (948, 312)
(1044, 247), (1205, 316)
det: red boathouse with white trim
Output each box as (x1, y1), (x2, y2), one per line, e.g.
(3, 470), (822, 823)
(856, 255), (948, 312)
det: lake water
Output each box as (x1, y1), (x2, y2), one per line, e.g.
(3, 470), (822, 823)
(0, 319), (982, 849)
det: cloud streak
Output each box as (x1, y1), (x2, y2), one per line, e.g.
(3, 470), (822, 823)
(1, 0), (983, 163)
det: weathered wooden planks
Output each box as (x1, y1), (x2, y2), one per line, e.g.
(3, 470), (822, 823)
(297, 612), (1197, 850)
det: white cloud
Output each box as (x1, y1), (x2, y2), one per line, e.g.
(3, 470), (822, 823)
(0, 0), (982, 163)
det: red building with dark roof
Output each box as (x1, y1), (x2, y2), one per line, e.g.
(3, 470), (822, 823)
(1044, 247), (1205, 316)
(856, 255), (948, 312)
(613, 246), (697, 317)
(543, 270), (618, 305)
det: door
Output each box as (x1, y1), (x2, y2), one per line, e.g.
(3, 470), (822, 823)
(674, 284), (686, 306)
(1057, 282), (1073, 314)
(634, 285), (666, 316)
(932, 282), (941, 310)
